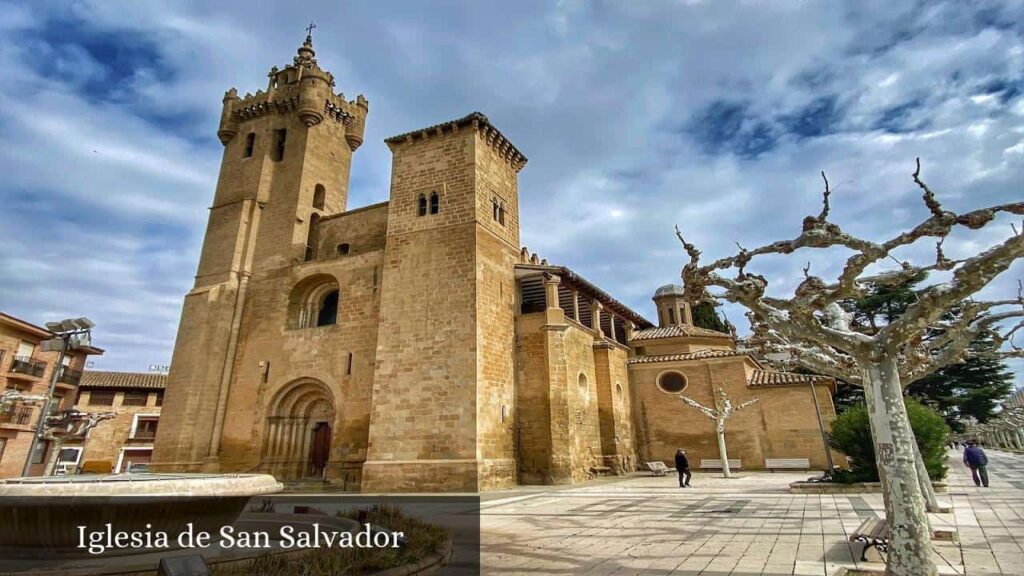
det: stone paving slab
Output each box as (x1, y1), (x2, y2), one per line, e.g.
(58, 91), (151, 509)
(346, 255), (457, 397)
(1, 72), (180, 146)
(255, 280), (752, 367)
(480, 450), (1024, 575)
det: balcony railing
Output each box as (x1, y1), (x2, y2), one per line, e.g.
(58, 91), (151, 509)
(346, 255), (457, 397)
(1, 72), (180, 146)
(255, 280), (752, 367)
(0, 404), (33, 425)
(131, 428), (157, 440)
(57, 366), (83, 386)
(9, 356), (46, 378)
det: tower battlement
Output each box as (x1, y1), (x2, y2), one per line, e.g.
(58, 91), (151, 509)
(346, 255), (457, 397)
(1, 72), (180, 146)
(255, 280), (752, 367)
(217, 35), (368, 150)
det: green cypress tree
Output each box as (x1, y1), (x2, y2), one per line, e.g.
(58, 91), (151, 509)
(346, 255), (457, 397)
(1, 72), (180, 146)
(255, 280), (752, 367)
(837, 274), (1014, 429)
(691, 301), (729, 333)
(904, 333), (1013, 432)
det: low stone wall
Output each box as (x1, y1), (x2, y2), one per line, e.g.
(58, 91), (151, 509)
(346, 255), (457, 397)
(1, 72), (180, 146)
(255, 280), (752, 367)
(789, 480), (948, 494)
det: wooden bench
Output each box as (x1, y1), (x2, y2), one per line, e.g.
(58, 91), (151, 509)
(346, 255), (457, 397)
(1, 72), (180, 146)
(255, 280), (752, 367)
(765, 458), (811, 470)
(644, 461), (675, 476)
(590, 465), (611, 476)
(699, 459), (742, 470)
(850, 517), (889, 561)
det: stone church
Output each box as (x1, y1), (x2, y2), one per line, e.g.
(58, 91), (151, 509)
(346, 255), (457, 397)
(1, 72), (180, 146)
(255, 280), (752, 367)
(151, 35), (838, 492)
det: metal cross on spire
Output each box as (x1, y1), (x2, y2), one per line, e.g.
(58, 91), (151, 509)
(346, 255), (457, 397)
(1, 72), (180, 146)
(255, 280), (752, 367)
(306, 21), (316, 38)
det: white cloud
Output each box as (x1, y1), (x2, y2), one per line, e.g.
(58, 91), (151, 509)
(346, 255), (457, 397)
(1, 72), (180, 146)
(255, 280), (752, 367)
(0, 0), (1021, 396)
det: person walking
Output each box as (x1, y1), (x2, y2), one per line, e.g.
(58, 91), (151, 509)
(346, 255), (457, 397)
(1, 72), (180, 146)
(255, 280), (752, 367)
(675, 449), (691, 488)
(963, 440), (989, 487)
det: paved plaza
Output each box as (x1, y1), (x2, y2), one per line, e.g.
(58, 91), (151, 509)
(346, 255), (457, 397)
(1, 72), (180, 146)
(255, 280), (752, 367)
(478, 450), (1024, 575)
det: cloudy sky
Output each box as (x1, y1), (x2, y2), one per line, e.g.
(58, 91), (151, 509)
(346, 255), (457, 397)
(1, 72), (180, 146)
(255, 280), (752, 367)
(0, 0), (1021, 386)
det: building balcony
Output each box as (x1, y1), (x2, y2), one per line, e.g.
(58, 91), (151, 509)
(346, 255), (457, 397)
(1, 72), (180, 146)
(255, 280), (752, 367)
(8, 355), (46, 379)
(56, 366), (82, 386)
(0, 404), (34, 426)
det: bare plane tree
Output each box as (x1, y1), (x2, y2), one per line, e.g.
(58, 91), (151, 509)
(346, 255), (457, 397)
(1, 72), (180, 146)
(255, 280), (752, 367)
(676, 386), (759, 478)
(675, 160), (1023, 576)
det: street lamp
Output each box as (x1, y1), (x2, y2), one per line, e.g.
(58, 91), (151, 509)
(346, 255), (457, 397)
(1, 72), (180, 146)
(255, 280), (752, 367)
(21, 317), (95, 477)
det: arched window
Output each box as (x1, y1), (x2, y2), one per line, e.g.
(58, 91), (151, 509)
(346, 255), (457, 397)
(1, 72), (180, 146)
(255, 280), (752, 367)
(492, 198), (500, 221)
(498, 201), (506, 225)
(287, 275), (340, 329)
(417, 194), (427, 217)
(305, 213), (321, 261)
(429, 192), (439, 214)
(316, 290), (339, 326)
(657, 371), (687, 394)
(312, 184), (326, 210)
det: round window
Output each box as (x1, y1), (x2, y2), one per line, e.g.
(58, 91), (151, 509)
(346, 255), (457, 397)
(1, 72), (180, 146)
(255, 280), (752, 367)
(657, 371), (687, 394)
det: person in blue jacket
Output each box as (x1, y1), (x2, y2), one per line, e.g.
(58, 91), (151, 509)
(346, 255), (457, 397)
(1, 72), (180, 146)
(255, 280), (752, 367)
(963, 441), (989, 487)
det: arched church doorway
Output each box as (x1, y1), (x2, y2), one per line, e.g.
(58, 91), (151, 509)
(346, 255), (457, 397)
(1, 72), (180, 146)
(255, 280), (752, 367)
(262, 378), (334, 480)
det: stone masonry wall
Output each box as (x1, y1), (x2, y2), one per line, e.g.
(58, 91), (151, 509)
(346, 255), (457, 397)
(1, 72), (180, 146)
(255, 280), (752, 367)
(630, 357), (838, 470)
(363, 128), (482, 492)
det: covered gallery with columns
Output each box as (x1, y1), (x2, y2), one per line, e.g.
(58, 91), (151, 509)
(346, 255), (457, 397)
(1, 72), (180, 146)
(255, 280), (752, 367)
(514, 261), (653, 483)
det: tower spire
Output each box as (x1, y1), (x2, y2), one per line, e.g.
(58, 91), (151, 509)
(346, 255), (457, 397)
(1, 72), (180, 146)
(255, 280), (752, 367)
(296, 23), (316, 63)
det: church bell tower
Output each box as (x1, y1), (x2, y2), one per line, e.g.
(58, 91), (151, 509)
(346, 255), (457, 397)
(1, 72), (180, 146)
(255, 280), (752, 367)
(152, 31), (369, 471)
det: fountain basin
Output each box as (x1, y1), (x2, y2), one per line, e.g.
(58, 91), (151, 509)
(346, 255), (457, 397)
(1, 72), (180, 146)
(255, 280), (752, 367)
(0, 473), (282, 554)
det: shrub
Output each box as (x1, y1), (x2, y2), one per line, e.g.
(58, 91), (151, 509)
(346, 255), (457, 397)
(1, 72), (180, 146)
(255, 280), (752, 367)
(828, 397), (950, 483)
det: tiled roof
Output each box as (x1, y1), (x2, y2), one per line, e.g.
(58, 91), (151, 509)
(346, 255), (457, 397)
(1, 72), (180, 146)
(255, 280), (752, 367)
(748, 369), (834, 389)
(80, 371), (167, 390)
(628, 349), (748, 364)
(631, 324), (731, 341)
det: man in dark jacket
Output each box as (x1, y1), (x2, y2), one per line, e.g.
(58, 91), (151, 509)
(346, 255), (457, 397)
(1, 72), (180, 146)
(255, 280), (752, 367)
(963, 441), (989, 487)
(675, 449), (691, 488)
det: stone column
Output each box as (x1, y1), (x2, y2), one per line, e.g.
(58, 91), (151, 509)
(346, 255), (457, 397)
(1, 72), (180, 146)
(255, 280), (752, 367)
(624, 321), (635, 342)
(591, 300), (604, 337)
(571, 290), (580, 322)
(543, 274), (565, 326)
(608, 315), (617, 342)
(543, 273), (561, 310)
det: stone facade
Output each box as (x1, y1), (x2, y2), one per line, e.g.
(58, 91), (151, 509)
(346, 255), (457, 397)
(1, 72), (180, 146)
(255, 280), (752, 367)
(151, 36), (839, 492)
(0, 312), (101, 478)
(629, 287), (843, 471)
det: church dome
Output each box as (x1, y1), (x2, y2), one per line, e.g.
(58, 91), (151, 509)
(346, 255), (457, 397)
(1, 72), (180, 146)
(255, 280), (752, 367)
(653, 284), (686, 298)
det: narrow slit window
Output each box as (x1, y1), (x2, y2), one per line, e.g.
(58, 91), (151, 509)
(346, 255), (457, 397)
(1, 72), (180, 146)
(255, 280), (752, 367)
(492, 198), (499, 221)
(498, 202), (506, 225)
(417, 194), (427, 217)
(429, 192), (439, 214)
(243, 133), (255, 157)
(272, 129), (287, 161)
(313, 184), (326, 210)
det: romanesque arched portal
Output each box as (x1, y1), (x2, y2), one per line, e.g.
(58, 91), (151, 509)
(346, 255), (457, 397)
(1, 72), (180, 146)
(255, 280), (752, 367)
(262, 378), (334, 480)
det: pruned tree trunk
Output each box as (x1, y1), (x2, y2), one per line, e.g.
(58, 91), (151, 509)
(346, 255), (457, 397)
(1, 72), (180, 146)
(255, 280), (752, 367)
(909, 429), (941, 513)
(716, 423), (731, 478)
(863, 357), (936, 576)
